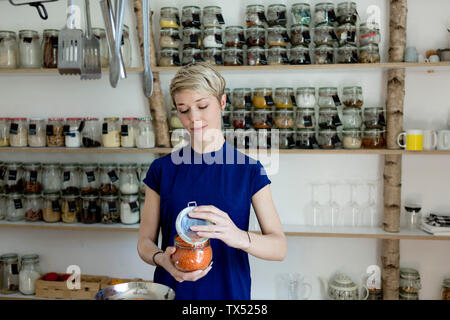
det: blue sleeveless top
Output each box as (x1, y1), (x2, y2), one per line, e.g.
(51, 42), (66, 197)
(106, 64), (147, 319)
(143, 141), (271, 300)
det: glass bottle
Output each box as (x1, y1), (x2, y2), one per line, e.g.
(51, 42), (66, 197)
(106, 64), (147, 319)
(203, 26), (223, 48)
(159, 27), (180, 49)
(233, 88), (253, 110)
(0, 117), (9, 147)
(80, 163), (99, 196)
(119, 163), (139, 195)
(120, 117), (137, 148)
(182, 47), (203, 65)
(121, 25), (131, 68)
(100, 194), (120, 224)
(267, 26), (289, 47)
(290, 45), (312, 65)
(99, 163), (120, 195)
(267, 4), (287, 27)
(120, 193), (140, 224)
(92, 28), (109, 67)
(246, 26), (265, 47)
(5, 162), (23, 194)
(42, 29), (59, 68)
(318, 87), (341, 108)
(61, 163), (80, 195)
(81, 117), (102, 148)
(28, 118), (46, 147)
(80, 194), (101, 224)
(102, 117), (121, 148)
(246, 46), (267, 66)
(18, 30), (41, 68)
(223, 47), (244, 66)
(64, 118), (82, 148)
(337, 44), (358, 63)
(61, 194), (80, 223)
(342, 129), (362, 149)
(42, 163), (61, 194)
(9, 118), (27, 147)
(1, 253), (19, 294)
(222, 110), (232, 129)
(0, 31), (18, 69)
(136, 117), (155, 148)
(246, 4), (266, 27)
(342, 107), (362, 129)
(336, 2), (358, 26)
(314, 45), (335, 64)
(160, 7), (180, 29)
(342, 86), (363, 107)
(6, 193), (25, 221)
(19, 254), (41, 295)
(267, 46), (289, 65)
(203, 6), (225, 28)
(203, 47), (223, 66)
(181, 6), (201, 28)
(442, 279), (450, 301)
(224, 26), (245, 48)
(46, 118), (64, 147)
(24, 193), (43, 222)
(23, 162), (42, 194)
(359, 44), (380, 63)
(43, 193), (61, 222)
(159, 48), (181, 67)
(291, 3), (311, 26)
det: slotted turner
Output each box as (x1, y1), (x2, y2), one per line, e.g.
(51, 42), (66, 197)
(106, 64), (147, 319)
(58, 0), (83, 75)
(81, 0), (101, 79)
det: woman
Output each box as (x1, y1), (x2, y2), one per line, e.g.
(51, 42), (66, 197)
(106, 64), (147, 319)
(138, 62), (287, 300)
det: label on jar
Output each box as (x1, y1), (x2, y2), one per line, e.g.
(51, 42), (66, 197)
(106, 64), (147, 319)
(332, 134), (342, 147)
(237, 53), (244, 65)
(332, 95), (341, 106)
(379, 113), (386, 126)
(52, 200), (61, 212)
(259, 53), (268, 65)
(302, 30), (311, 43)
(303, 115), (313, 127)
(189, 34), (199, 46)
(192, 13), (201, 26)
(102, 123), (108, 134)
(328, 9), (337, 23)
(304, 52), (312, 64)
(63, 125), (71, 136)
(257, 12), (267, 23)
(238, 33), (246, 45)
(11, 263), (19, 275)
(216, 14), (225, 25)
(215, 34), (223, 44)
(51, 37), (58, 48)
(281, 31), (290, 43)
(129, 201), (139, 213)
(351, 51), (358, 63)
(88, 202), (98, 214)
(108, 202), (117, 213)
(23, 37), (33, 43)
(173, 54), (181, 66)
(329, 30), (339, 41)
(78, 121), (85, 132)
(326, 52), (334, 64)
(281, 52), (289, 64)
(0, 168), (5, 179)
(332, 115), (342, 126)
(194, 53), (203, 62)
(277, 11), (287, 25)
(107, 170), (118, 183)
(29, 124), (37, 135)
(309, 136), (320, 149)
(30, 170), (38, 183)
(46, 125), (54, 136)
(348, 31), (356, 43)
(291, 95), (298, 107)
(214, 53), (223, 65)
(9, 123), (18, 135)
(175, 14), (180, 27)
(14, 199), (23, 210)
(86, 171), (96, 183)
(8, 170), (17, 181)
(121, 125), (129, 136)
(68, 200), (77, 212)
(287, 135), (296, 148)
(265, 95), (275, 107)
(63, 171), (71, 182)
(244, 96), (253, 108)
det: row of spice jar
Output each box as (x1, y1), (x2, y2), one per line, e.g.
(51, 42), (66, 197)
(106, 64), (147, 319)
(0, 192), (143, 225)
(0, 117), (155, 148)
(0, 28), (131, 69)
(0, 162), (150, 196)
(1, 253), (41, 295)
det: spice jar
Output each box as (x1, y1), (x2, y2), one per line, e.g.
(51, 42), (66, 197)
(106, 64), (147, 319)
(172, 235), (213, 272)
(99, 163), (119, 195)
(314, 2), (337, 26)
(224, 26), (246, 48)
(318, 87), (341, 108)
(296, 108), (316, 129)
(232, 110), (253, 129)
(314, 45), (335, 64)
(159, 27), (180, 49)
(43, 193), (61, 222)
(318, 129), (342, 149)
(61, 194), (80, 223)
(0, 31), (18, 69)
(342, 129), (362, 149)
(267, 4), (287, 26)
(342, 86), (363, 107)
(296, 129), (319, 149)
(100, 194), (120, 224)
(181, 6), (201, 28)
(182, 47), (203, 65)
(246, 26), (266, 47)
(46, 118), (64, 147)
(314, 24), (337, 46)
(80, 194), (100, 224)
(268, 26), (289, 47)
(81, 117), (102, 148)
(246, 4), (266, 27)
(42, 29), (58, 68)
(362, 129), (386, 149)
(0, 118), (9, 147)
(290, 24), (311, 47)
(119, 163), (139, 195)
(253, 88), (274, 109)
(222, 110), (231, 129)
(6, 193), (25, 221)
(182, 27), (202, 49)
(19, 254), (41, 295)
(121, 25), (132, 67)
(159, 48), (181, 67)
(296, 87), (316, 108)
(291, 3), (311, 26)
(120, 193), (140, 224)
(80, 163), (99, 196)
(359, 22), (380, 46)
(399, 268), (422, 294)
(64, 118), (82, 148)
(359, 44), (380, 63)
(290, 45), (312, 64)
(319, 108), (342, 129)
(233, 88), (253, 109)
(274, 109), (295, 129)
(342, 107), (362, 129)
(136, 117), (155, 148)
(42, 163), (61, 194)
(337, 2), (358, 26)
(24, 193), (42, 221)
(9, 117), (28, 147)
(363, 107), (386, 129)
(203, 47), (223, 65)
(61, 163), (80, 195)
(120, 117), (137, 147)
(160, 7), (180, 29)
(442, 279), (450, 300)
(5, 162), (23, 194)
(278, 129), (296, 149)
(268, 46), (289, 65)
(223, 47), (243, 66)
(247, 46), (267, 66)
(252, 109), (273, 129)
(274, 87), (295, 109)
(102, 117), (121, 148)
(170, 129), (190, 148)
(18, 30), (41, 68)
(92, 28), (109, 67)
(337, 44), (358, 63)
(1, 253), (19, 294)
(169, 110), (183, 129)
(337, 23), (357, 45)
(23, 162), (42, 194)
(27, 118), (46, 147)
(203, 6), (225, 27)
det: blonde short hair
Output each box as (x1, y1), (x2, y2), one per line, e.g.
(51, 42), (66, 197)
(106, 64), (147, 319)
(170, 62), (226, 106)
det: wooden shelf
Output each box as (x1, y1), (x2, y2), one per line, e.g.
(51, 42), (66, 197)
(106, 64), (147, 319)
(0, 220), (139, 232)
(0, 67), (143, 75)
(0, 293), (48, 300)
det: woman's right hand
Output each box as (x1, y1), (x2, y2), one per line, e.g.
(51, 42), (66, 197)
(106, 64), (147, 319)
(155, 246), (213, 283)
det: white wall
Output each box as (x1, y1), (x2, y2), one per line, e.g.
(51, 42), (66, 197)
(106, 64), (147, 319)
(0, 0), (449, 300)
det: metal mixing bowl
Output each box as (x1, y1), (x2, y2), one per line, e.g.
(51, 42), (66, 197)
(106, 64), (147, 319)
(94, 282), (175, 300)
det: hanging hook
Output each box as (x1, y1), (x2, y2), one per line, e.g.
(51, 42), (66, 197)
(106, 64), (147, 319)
(8, 0), (58, 20)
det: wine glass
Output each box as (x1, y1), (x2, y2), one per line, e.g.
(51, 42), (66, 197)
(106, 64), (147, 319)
(307, 183), (323, 227)
(345, 181), (361, 227)
(328, 182), (342, 228)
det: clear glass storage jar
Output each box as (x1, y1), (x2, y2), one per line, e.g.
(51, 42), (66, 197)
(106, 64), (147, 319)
(203, 6), (225, 27)
(291, 3), (311, 26)
(399, 268), (422, 294)
(337, 23), (357, 45)
(337, 44), (358, 63)
(4, 162), (23, 194)
(119, 163), (139, 195)
(246, 26), (265, 47)
(160, 7), (180, 29)
(363, 107), (386, 129)
(18, 30), (41, 68)
(342, 129), (362, 149)
(6, 192), (25, 221)
(64, 118), (82, 148)
(223, 47), (243, 66)
(359, 22), (380, 46)
(102, 117), (121, 148)
(99, 163), (119, 195)
(362, 128), (386, 149)
(23, 162), (42, 194)
(136, 117), (155, 148)
(247, 46), (267, 66)
(342, 86), (363, 107)
(318, 108), (342, 129)
(61, 163), (80, 195)
(314, 2), (337, 26)
(61, 194), (80, 223)
(274, 87), (295, 109)
(318, 87), (341, 108)
(120, 117), (137, 148)
(253, 88), (274, 109)
(0, 117), (9, 147)
(46, 118), (64, 147)
(1, 253), (19, 294)
(267, 26), (289, 47)
(342, 107), (362, 129)
(171, 236), (213, 272)
(274, 109), (295, 129)
(252, 109), (273, 129)
(296, 129), (319, 149)
(318, 129), (342, 149)
(278, 129), (296, 149)
(120, 193), (140, 224)
(80, 163), (99, 196)
(81, 117), (102, 148)
(9, 118), (27, 147)
(42, 163), (61, 194)
(160, 27), (180, 49)
(359, 44), (380, 63)
(24, 193), (42, 222)
(268, 46), (289, 65)
(233, 88), (253, 109)
(159, 48), (181, 66)
(232, 110), (253, 129)
(42, 29), (58, 68)
(267, 4), (287, 27)
(290, 24), (311, 47)
(27, 118), (46, 147)
(290, 45), (312, 65)
(18, 254), (41, 295)
(296, 87), (316, 108)
(314, 45), (335, 64)
(203, 47), (223, 65)
(336, 2), (358, 26)
(246, 4), (266, 27)
(92, 28), (109, 67)
(224, 26), (245, 48)
(80, 194), (101, 224)
(296, 108), (316, 129)
(100, 194), (120, 224)
(181, 6), (201, 28)
(43, 193), (61, 222)
(314, 24), (338, 47)
(182, 27), (201, 49)
(182, 48), (203, 65)
(0, 31), (18, 69)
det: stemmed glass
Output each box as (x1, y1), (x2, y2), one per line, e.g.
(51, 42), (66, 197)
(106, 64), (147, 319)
(328, 182), (342, 228)
(345, 181), (361, 227)
(367, 182), (379, 227)
(307, 183), (323, 227)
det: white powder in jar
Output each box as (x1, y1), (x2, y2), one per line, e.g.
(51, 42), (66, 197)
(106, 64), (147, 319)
(120, 182), (139, 194)
(343, 136), (362, 149)
(65, 127), (81, 147)
(19, 270), (41, 295)
(296, 93), (316, 108)
(203, 35), (222, 48)
(120, 126), (136, 147)
(120, 200), (140, 224)
(136, 130), (155, 148)
(9, 129), (27, 147)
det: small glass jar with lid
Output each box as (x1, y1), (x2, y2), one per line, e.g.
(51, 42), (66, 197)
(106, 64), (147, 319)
(337, 44), (358, 63)
(181, 6), (201, 28)
(314, 2), (337, 26)
(267, 26), (289, 47)
(27, 118), (46, 147)
(319, 108), (342, 129)
(399, 268), (422, 294)
(246, 26), (266, 47)
(1, 253), (19, 294)
(18, 30), (41, 68)
(267, 46), (289, 65)
(203, 47), (223, 65)
(99, 163), (119, 195)
(318, 129), (342, 149)
(442, 279), (450, 300)
(64, 118), (82, 148)
(222, 110), (232, 129)
(92, 28), (109, 67)
(224, 26), (246, 48)
(61, 163), (80, 195)
(291, 3), (311, 26)
(19, 254), (41, 295)
(362, 128), (386, 149)
(203, 6), (225, 27)
(24, 193), (42, 222)
(119, 163), (139, 195)
(247, 46), (267, 66)
(253, 88), (274, 109)
(0, 192), (5, 219)
(337, 2), (358, 26)
(342, 129), (362, 149)
(278, 129), (296, 149)
(233, 88), (253, 109)
(42, 163), (61, 194)
(46, 118), (64, 147)
(160, 27), (180, 49)
(182, 48), (203, 66)
(61, 194), (80, 223)
(290, 24), (311, 47)
(80, 163), (99, 196)
(246, 4), (266, 27)
(296, 129), (319, 149)
(160, 7), (180, 29)
(159, 48), (181, 67)
(6, 193), (25, 221)
(363, 107), (386, 129)
(274, 109), (295, 129)
(80, 194), (101, 224)
(267, 4), (287, 27)
(120, 117), (137, 148)
(274, 88), (295, 109)
(120, 193), (140, 224)
(182, 27), (202, 49)
(232, 110), (253, 129)
(100, 194), (120, 224)
(314, 24), (337, 46)
(102, 117), (120, 148)
(359, 22), (380, 46)
(342, 86), (363, 107)
(296, 108), (316, 129)
(42, 29), (59, 68)
(296, 87), (316, 108)
(171, 236), (213, 272)
(81, 117), (102, 148)
(359, 44), (380, 63)
(0, 31), (18, 69)
(318, 87), (341, 108)
(223, 47), (244, 66)
(342, 107), (362, 129)
(23, 162), (42, 194)
(169, 110), (184, 129)
(43, 193), (61, 222)
(136, 117), (155, 148)
(252, 109), (273, 129)
(337, 23), (357, 45)
(314, 45), (335, 64)
(0, 117), (9, 147)
(4, 162), (23, 194)
(9, 118), (28, 147)
(290, 45), (312, 65)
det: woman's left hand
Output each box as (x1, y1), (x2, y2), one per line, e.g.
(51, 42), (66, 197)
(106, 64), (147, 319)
(189, 205), (250, 250)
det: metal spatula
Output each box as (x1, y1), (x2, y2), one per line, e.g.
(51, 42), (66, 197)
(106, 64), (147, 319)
(142, 0), (153, 97)
(81, 0), (101, 80)
(58, 0), (83, 75)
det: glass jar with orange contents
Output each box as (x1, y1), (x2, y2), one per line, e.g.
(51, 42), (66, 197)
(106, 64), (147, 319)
(171, 235), (213, 272)
(253, 88), (274, 109)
